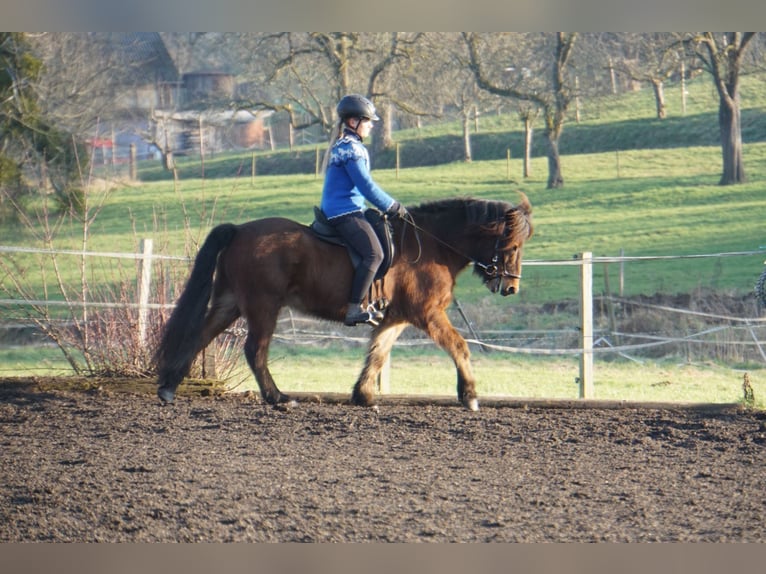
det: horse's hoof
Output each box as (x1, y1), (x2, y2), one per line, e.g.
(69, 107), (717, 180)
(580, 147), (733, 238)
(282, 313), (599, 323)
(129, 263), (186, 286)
(273, 399), (298, 412)
(278, 394), (298, 408)
(272, 395), (298, 411)
(157, 386), (176, 404)
(464, 398), (479, 412)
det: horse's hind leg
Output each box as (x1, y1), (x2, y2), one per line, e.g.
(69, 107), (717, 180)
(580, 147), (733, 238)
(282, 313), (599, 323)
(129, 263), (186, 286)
(157, 295), (239, 403)
(352, 323), (407, 407)
(197, 294), (241, 351)
(242, 311), (292, 405)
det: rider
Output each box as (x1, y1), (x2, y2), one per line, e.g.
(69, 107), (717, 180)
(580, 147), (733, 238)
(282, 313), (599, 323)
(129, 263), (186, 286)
(321, 94), (407, 326)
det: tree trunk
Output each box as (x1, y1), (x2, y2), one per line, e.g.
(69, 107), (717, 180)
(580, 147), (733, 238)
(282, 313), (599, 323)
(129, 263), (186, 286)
(371, 101), (394, 161)
(523, 118), (533, 178)
(651, 79), (666, 119)
(462, 113), (472, 162)
(380, 102), (394, 149)
(546, 130), (563, 188)
(698, 32), (754, 186)
(719, 97), (745, 185)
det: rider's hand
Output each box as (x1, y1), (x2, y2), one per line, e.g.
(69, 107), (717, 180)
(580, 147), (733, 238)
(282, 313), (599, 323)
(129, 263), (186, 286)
(387, 201), (408, 220)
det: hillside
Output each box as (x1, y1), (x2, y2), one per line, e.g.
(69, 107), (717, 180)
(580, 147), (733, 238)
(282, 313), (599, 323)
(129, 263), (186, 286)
(134, 74), (766, 181)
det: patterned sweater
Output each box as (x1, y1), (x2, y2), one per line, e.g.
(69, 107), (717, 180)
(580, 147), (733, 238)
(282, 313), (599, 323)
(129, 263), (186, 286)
(320, 129), (396, 219)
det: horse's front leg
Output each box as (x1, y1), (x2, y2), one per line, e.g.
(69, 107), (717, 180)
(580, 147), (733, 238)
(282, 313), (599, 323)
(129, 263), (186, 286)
(352, 323), (407, 407)
(424, 310), (479, 411)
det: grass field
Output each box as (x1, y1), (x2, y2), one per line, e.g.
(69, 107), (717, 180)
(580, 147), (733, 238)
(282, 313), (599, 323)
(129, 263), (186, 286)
(6, 142), (763, 311)
(1, 343), (762, 408)
(2, 72), (766, 407)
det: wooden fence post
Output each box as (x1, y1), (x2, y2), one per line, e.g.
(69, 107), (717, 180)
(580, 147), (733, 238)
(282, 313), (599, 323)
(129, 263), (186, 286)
(619, 248), (625, 297)
(396, 143), (400, 180)
(129, 143), (137, 181)
(579, 252), (594, 398)
(137, 238), (153, 348)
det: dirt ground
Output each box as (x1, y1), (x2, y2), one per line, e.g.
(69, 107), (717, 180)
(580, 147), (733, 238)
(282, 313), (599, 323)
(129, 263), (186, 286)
(1, 378), (765, 542)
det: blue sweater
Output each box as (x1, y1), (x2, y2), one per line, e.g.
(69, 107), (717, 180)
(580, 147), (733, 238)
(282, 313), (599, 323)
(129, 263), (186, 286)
(321, 130), (396, 219)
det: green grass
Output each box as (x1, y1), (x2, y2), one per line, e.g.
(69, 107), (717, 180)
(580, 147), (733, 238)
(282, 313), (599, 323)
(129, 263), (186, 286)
(205, 344), (766, 409)
(3, 72), (766, 406)
(0, 346), (76, 377)
(17, 142), (766, 302)
(130, 74), (766, 179)
(3, 343), (761, 408)
(5, 72), (766, 304)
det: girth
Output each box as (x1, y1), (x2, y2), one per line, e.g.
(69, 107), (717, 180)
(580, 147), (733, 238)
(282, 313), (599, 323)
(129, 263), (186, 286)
(310, 207), (395, 281)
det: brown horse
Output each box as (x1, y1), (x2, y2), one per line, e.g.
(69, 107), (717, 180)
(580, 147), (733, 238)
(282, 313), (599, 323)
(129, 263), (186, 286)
(154, 194), (533, 411)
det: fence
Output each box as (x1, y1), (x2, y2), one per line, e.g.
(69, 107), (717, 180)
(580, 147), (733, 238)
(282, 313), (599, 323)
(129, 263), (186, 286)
(2, 243), (766, 398)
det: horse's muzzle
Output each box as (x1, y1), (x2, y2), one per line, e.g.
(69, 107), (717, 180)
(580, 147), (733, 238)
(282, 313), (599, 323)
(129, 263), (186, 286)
(501, 285), (518, 296)
(488, 280), (518, 296)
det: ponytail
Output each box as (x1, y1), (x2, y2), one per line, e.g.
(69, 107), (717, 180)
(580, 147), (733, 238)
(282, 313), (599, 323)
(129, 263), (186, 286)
(320, 121), (343, 175)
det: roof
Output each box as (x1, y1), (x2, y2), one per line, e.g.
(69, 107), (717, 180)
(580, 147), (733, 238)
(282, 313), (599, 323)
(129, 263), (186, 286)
(100, 32), (179, 85)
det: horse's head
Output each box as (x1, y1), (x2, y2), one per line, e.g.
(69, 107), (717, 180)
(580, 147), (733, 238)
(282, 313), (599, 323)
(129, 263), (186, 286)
(475, 193), (533, 296)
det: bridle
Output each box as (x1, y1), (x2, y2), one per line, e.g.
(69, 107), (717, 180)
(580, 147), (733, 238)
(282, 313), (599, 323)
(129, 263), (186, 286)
(397, 214), (521, 280)
(473, 230), (522, 280)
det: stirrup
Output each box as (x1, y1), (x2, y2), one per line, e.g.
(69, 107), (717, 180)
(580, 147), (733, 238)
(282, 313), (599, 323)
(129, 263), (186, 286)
(345, 304), (385, 327)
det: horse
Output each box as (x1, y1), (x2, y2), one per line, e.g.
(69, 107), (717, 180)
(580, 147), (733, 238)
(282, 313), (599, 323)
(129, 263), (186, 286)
(153, 193), (533, 411)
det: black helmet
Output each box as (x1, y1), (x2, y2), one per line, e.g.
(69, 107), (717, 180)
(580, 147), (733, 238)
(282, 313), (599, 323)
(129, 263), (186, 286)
(337, 94), (380, 122)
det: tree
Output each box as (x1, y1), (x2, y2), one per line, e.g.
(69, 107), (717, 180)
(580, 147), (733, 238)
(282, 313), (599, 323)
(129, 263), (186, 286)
(604, 33), (683, 119)
(225, 33), (422, 151)
(417, 32), (500, 163)
(1, 33), (87, 218)
(465, 32), (577, 189)
(687, 32), (756, 185)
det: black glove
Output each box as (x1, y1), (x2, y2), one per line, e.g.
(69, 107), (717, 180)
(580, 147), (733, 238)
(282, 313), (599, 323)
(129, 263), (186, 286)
(387, 201), (408, 220)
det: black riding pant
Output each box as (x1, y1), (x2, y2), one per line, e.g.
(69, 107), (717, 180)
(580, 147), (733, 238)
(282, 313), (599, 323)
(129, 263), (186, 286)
(330, 211), (384, 305)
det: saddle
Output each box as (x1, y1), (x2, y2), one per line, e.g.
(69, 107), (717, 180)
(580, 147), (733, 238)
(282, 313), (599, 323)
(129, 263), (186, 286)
(310, 207), (395, 281)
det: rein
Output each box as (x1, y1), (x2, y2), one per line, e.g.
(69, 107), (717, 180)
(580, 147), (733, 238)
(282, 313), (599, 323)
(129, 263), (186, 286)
(397, 214), (521, 280)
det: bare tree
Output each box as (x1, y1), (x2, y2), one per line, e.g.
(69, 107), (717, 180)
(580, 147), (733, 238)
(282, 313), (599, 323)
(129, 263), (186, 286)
(465, 32), (577, 189)
(31, 34), (125, 135)
(605, 33), (683, 119)
(415, 33), (499, 163)
(517, 103), (540, 178)
(685, 32), (756, 185)
(223, 33), (423, 155)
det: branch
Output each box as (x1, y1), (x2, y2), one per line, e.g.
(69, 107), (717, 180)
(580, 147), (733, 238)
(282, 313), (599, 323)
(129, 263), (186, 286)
(463, 33), (548, 108)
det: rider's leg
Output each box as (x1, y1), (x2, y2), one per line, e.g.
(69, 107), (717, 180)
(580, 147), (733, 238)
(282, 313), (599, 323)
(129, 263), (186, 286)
(330, 212), (385, 326)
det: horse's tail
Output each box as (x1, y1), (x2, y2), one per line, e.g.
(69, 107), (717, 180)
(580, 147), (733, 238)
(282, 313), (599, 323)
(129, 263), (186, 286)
(154, 223), (237, 401)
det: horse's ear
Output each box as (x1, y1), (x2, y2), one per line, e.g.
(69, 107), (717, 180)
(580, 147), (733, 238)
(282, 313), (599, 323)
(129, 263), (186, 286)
(515, 191), (532, 215)
(509, 191), (533, 240)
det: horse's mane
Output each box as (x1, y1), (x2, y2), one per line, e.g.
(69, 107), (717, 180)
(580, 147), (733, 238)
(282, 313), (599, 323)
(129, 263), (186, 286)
(409, 197), (509, 226)
(409, 196), (532, 246)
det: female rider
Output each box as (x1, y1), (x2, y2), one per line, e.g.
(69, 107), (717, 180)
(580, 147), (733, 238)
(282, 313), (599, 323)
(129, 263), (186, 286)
(320, 94), (407, 326)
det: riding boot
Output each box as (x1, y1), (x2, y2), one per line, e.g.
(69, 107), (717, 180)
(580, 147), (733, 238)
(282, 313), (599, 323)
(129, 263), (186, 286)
(344, 302), (385, 326)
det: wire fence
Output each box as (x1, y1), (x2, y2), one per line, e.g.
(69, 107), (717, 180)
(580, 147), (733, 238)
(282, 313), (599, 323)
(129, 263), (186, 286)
(2, 243), (766, 392)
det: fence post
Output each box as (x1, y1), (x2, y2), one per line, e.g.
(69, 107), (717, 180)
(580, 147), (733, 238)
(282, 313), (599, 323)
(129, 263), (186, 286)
(129, 143), (137, 181)
(619, 247), (625, 297)
(137, 238), (153, 348)
(396, 142), (400, 180)
(579, 251), (594, 398)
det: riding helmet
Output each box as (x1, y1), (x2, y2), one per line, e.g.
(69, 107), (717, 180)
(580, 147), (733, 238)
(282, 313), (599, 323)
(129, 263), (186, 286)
(337, 94), (380, 122)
